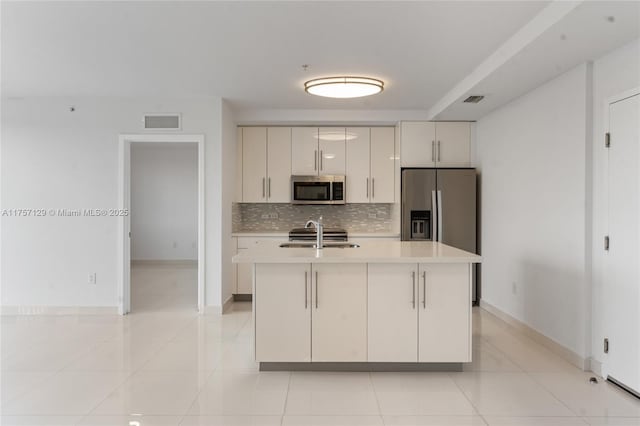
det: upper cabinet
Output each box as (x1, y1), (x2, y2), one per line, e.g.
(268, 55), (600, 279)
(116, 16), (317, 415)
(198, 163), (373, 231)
(292, 127), (346, 176)
(399, 121), (472, 168)
(240, 127), (291, 203)
(346, 127), (395, 203)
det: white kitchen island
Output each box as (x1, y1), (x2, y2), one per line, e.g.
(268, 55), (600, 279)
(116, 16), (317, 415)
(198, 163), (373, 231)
(232, 240), (481, 371)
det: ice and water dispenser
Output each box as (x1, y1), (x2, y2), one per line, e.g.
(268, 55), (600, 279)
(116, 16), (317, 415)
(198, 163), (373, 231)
(410, 210), (431, 240)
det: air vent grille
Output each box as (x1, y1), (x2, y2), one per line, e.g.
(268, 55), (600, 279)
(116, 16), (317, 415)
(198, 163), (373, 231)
(463, 95), (485, 104)
(143, 114), (181, 130)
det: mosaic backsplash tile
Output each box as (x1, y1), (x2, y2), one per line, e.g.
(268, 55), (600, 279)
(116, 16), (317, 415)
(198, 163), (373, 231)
(233, 203), (399, 233)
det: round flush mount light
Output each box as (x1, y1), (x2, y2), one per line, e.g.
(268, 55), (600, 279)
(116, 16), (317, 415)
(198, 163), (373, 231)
(304, 76), (384, 99)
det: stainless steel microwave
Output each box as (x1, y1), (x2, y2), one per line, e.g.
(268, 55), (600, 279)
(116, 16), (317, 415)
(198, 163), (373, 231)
(291, 175), (345, 205)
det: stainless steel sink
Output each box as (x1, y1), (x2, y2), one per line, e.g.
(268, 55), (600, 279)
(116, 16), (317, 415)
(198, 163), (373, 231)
(279, 242), (360, 249)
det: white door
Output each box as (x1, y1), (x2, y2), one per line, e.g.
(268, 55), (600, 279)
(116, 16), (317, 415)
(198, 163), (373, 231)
(435, 122), (471, 167)
(319, 128), (346, 175)
(255, 263), (311, 362)
(370, 127), (395, 203)
(606, 93), (640, 394)
(312, 263), (367, 362)
(241, 127), (267, 202)
(368, 263), (418, 362)
(292, 127), (318, 175)
(345, 127), (370, 203)
(267, 127), (292, 202)
(400, 121), (436, 167)
(418, 263), (471, 362)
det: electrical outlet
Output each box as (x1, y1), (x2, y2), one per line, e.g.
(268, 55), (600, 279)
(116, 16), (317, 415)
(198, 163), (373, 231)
(88, 273), (97, 285)
(269, 213), (278, 219)
(261, 213), (270, 219)
(369, 213), (377, 219)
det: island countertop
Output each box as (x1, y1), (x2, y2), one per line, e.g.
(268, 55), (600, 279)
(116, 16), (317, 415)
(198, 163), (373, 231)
(232, 240), (481, 264)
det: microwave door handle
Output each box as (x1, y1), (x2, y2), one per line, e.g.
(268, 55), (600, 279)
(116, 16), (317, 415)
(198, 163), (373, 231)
(437, 190), (443, 242)
(431, 190), (437, 241)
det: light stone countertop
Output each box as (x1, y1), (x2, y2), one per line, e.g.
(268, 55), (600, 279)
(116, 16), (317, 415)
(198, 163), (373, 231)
(232, 240), (481, 264)
(231, 232), (400, 238)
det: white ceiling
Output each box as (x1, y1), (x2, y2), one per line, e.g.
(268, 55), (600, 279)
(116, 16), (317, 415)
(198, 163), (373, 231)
(2, 1), (638, 119)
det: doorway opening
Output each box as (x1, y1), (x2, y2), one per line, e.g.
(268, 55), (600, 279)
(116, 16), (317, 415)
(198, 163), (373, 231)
(118, 134), (205, 315)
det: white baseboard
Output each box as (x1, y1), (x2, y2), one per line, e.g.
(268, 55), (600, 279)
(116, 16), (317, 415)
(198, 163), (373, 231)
(1, 306), (119, 316)
(222, 296), (234, 314)
(202, 296), (242, 316)
(131, 259), (197, 267)
(588, 357), (603, 377)
(479, 300), (589, 371)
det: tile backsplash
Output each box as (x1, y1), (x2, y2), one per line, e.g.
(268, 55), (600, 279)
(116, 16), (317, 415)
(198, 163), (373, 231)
(233, 203), (399, 233)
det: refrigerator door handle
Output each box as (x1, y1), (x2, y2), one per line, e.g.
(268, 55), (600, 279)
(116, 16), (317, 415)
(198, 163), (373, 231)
(431, 190), (437, 241)
(437, 190), (443, 242)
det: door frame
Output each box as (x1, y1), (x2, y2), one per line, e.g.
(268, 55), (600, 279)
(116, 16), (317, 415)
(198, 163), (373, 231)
(602, 87), (640, 379)
(117, 134), (205, 315)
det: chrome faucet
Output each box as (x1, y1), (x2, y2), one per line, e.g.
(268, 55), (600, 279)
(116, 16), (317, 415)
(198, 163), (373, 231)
(305, 216), (324, 249)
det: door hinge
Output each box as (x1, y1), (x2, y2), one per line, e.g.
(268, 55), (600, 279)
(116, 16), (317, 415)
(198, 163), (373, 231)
(605, 132), (611, 148)
(604, 338), (609, 354)
(604, 235), (610, 251)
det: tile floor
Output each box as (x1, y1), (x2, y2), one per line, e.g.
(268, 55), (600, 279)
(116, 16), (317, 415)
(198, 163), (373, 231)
(1, 266), (639, 425)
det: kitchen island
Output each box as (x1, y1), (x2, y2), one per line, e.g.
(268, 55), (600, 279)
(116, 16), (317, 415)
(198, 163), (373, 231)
(232, 240), (481, 371)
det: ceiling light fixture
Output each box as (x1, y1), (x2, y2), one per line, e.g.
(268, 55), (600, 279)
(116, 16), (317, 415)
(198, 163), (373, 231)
(304, 76), (384, 99)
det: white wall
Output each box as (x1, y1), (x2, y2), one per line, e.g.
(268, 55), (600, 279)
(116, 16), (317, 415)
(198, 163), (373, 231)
(590, 39), (640, 371)
(131, 143), (198, 261)
(220, 100), (236, 307)
(476, 64), (590, 358)
(1, 97), (227, 308)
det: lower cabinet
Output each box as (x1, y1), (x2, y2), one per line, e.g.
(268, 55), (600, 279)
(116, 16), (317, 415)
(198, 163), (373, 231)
(368, 263), (471, 363)
(254, 262), (368, 362)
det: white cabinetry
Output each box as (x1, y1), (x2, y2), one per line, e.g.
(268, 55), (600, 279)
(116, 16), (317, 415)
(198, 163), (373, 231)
(399, 121), (471, 168)
(240, 127), (291, 203)
(292, 127), (346, 176)
(255, 263), (311, 362)
(368, 263), (471, 363)
(346, 127), (395, 203)
(312, 263), (368, 362)
(235, 237), (285, 295)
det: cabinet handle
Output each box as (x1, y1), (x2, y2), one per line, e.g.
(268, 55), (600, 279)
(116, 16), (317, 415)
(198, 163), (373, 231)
(366, 178), (369, 198)
(314, 150), (317, 171)
(320, 150), (323, 171)
(268, 177), (271, 198)
(412, 271), (416, 309)
(422, 271), (427, 308)
(305, 271), (308, 309)
(372, 178), (375, 199)
(437, 141), (441, 162)
(315, 271), (319, 308)
(432, 140), (435, 162)
(262, 177), (265, 198)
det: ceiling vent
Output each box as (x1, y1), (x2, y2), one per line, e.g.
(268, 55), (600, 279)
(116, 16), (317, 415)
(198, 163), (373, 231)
(463, 95), (484, 104)
(143, 113), (181, 130)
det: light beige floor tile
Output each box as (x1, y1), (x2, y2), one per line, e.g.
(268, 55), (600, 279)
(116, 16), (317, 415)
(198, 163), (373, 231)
(188, 372), (290, 415)
(2, 372), (129, 415)
(285, 390), (380, 416)
(530, 373), (640, 417)
(483, 417), (588, 425)
(383, 416), (487, 425)
(0, 416), (82, 425)
(91, 371), (206, 415)
(140, 340), (221, 372)
(78, 415), (182, 425)
(463, 340), (523, 372)
(583, 418), (640, 425)
(63, 336), (165, 372)
(282, 415), (384, 425)
(1, 372), (54, 404)
(180, 416), (283, 425)
(290, 372), (374, 392)
(451, 372), (575, 417)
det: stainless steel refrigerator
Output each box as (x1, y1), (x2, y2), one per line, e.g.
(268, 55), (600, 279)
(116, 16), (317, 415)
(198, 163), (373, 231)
(401, 168), (478, 300)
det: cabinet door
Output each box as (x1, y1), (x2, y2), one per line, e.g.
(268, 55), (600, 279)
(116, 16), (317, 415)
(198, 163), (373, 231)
(318, 128), (346, 175)
(255, 263), (311, 362)
(312, 263), (367, 362)
(267, 127), (292, 202)
(435, 122), (471, 167)
(236, 250), (252, 294)
(241, 127), (267, 202)
(345, 127), (370, 203)
(235, 128), (243, 202)
(368, 263), (418, 362)
(292, 127), (318, 175)
(370, 127), (395, 203)
(418, 263), (471, 362)
(400, 122), (436, 167)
